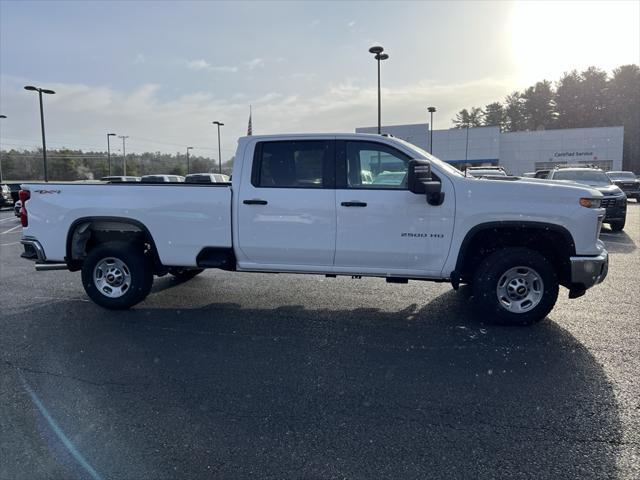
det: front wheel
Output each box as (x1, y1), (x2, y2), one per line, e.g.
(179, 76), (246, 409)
(473, 247), (559, 325)
(81, 241), (153, 309)
(609, 220), (625, 232)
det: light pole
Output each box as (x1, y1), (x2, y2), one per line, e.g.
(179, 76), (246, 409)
(118, 135), (129, 175)
(107, 133), (116, 176)
(465, 126), (469, 162)
(0, 115), (6, 183)
(186, 146), (193, 174)
(24, 86), (55, 182)
(368, 46), (389, 134)
(427, 106), (436, 154)
(212, 121), (224, 174)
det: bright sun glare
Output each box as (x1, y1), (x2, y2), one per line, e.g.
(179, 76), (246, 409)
(510, 0), (640, 85)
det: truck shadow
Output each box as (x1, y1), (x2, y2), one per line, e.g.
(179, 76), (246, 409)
(599, 229), (637, 253)
(7, 288), (624, 479)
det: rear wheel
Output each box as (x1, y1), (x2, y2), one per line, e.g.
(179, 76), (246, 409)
(169, 267), (204, 281)
(81, 241), (153, 309)
(473, 247), (558, 325)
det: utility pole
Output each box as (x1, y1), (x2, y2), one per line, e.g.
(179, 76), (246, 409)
(186, 146), (193, 174)
(0, 115), (6, 183)
(427, 106), (436, 154)
(118, 135), (129, 175)
(212, 121), (224, 174)
(107, 133), (116, 176)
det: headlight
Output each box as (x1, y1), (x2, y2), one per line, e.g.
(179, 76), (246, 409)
(580, 198), (602, 208)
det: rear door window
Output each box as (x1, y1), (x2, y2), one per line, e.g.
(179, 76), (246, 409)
(252, 140), (334, 188)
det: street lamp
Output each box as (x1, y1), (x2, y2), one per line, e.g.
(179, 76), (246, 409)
(0, 115), (6, 183)
(212, 121), (224, 174)
(186, 146), (193, 174)
(107, 133), (116, 176)
(427, 106), (436, 154)
(118, 135), (129, 175)
(24, 85), (55, 182)
(368, 46), (389, 134)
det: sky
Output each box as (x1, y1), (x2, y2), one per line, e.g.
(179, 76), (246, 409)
(0, 0), (638, 160)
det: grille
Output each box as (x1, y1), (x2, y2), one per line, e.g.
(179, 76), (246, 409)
(601, 198), (618, 208)
(619, 182), (639, 190)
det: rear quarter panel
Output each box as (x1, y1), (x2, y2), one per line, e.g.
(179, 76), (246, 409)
(22, 183), (232, 266)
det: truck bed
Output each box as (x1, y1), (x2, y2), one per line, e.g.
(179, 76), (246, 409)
(21, 183), (232, 267)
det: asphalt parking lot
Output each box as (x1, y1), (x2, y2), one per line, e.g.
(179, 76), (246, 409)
(1, 204), (639, 480)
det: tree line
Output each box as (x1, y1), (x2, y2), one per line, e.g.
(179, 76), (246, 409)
(0, 149), (234, 182)
(452, 64), (640, 171)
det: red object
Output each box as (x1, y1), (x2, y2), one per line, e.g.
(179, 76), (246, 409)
(18, 190), (30, 227)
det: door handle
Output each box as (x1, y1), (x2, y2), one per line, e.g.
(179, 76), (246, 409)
(341, 201), (367, 207)
(243, 199), (268, 205)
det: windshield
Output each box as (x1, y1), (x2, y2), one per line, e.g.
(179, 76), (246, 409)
(393, 138), (465, 177)
(553, 170), (612, 186)
(608, 172), (636, 180)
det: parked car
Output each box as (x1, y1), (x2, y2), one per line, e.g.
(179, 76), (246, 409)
(140, 175), (185, 183)
(186, 173), (217, 184)
(547, 167), (627, 231)
(533, 169), (551, 178)
(18, 133), (609, 325)
(606, 171), (640, 201)
(185, 173), (229, 184)
(13, 199), (21, 217)
(465, 166), (508, 178)
(5, 183), (22, 203)
(101, 176), (141, 183)
(0, 184), (12, 209)
(372, 171), (407, 186)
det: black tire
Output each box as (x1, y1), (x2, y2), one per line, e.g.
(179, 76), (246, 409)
(609, 220), (625, 232)
(81, 241), (153, 309)
(169, 267), (204, 281)
(472, 247), (559, 326)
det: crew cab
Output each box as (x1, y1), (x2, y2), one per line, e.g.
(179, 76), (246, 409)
(19, 134), (609, 325)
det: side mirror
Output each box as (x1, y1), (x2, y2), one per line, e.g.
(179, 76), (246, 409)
(408, 160), (444, 206)
(408, 160), (431, 194)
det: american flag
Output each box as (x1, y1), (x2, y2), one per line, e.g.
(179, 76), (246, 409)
(247, 105), (252, 136)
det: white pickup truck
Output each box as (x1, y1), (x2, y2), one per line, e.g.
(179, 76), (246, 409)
(19, 134), (609, 325)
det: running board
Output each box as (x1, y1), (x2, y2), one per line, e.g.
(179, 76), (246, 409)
(35, 263), (68, 271)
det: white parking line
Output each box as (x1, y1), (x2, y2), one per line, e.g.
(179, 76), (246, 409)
(0, 242), (20, 246)
(0, 216), (18, 223)
(1, 224), (21, 234)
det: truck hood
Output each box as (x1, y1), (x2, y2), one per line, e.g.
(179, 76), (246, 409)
(520, 177), (623, 196)
(460, 175), (603, 200)
(590, 184), (625, 196)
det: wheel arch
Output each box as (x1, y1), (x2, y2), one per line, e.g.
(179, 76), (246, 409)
(65, 216), (162, 272)
(454, 221), (576, 286)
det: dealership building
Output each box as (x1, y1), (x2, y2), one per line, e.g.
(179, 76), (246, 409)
(355, 124), (624, 175)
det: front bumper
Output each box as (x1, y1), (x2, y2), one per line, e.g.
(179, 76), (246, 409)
(570, 250), (608, 290)
(620, 189), (640, 198)
(604, 205), (626, 222)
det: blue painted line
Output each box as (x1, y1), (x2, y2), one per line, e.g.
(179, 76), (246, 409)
(20, 374), (104, 480)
